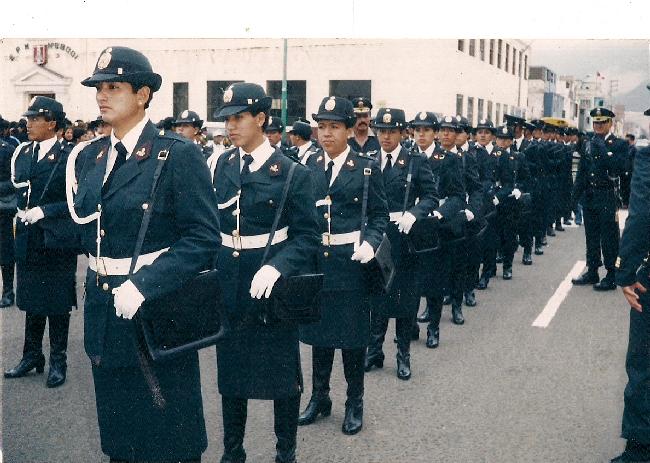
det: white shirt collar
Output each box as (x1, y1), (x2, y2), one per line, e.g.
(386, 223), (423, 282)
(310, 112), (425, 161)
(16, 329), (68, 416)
(419, 143), (436, 159)
(483, 141), (494, 154)
(297, 141), (312, 158)
(380, 145), (401, 170)
(110, 115), (150, 159)
(324, 145), (351, 187)
(239, 137), (275, 173)
(35, 136), (58, 161)
(460, 141), (469, 152)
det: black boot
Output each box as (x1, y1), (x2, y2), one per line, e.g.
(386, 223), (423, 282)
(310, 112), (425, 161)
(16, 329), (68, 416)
(477, 273), (490, 290)
(572, 267), (599, 285)
(464, 291), (477, 307)
(541, 236), (548, 246)
(426, 324), (439, 348)
(503, 265), (513, 280)
(410, 319), (419, 341)
(274, 395), (300, 463)
(451, 300), (465, 325)
(299, 347), (333, 426)
(47, 313), (70, 388)
(594, 270), (617, 291)
(4, 313), (46, 378)
(220, 397), (247, 463)
(546, 226), (556, 237)
(0, 263), (14, 308)
(396, 347), (411, 380)
(364, 316), (386, 372)
(534, 244), (544, 255)
(555, 220), (565, 231)
(342, 348), (364, 435)
(417, 304), (431, 323)
(522, 249), (533, 265)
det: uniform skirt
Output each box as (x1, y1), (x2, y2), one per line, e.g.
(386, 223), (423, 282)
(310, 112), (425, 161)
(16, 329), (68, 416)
(91, 353), (207, 462)
(0, 214), (14, 265)
(16, 252), (77, 314)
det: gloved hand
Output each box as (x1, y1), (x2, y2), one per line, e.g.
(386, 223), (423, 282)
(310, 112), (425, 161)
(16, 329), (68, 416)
(396, 212), (417, 234)
(351, 241), (375, 264)
(510, 188), (522, 200)
(250, 265), (281, 299)
(112, 280), (145, 319)
(464, 209), (475, 222)
(23, 207), (44, 225)
(432, 211), (443, 220)
(492, 196), (499, 206)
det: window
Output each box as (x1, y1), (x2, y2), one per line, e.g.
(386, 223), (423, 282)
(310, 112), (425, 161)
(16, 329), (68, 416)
(496, 103), (501, 125)
(480, 40), (485, 61)
(456, 94), (464, 117)
(519, 50), (523, 77)
(487, 100), (493, 121)
(478, 98), (484, 121)
(172, 82), (189, 120)
(469, 39), (476, 57)
(497, 40), (502, 69)
(329, 80), (371, 102)
(489, 40), (495, 65)
(524, 55), (528, 79)
(467, 97), (474, 125)
(267, 80), (306, 124)
(458, 40), (465, 52)
(503, 104), (508, 116)
(512, 48), (517, 75)
(505, 43), (510, 73)
(207, 80), (243, 122)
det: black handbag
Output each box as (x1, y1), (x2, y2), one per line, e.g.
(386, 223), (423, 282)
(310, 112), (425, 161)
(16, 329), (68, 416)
(129, 144), (226, 362)
(258, 162), (324, 324)
(360, 164), (395, 293)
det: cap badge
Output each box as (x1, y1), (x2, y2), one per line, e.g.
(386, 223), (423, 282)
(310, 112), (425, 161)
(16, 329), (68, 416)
(383, 113), (392, 124)
(357, 100), (364, 108)
(268, 116), (273, 125)
(181, 110), (189, 118)
(325, 98), (336, 111)
(97, 49), (112, 70)
(596, 108), (601, 116)
(418, 112), (427, 120)
(223, 87), (233, 103)
(445, 116), (452, 123)
(502, 128), (508, 134)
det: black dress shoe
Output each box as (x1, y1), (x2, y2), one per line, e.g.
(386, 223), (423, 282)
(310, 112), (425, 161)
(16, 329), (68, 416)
(298, 396), (332, 426)
(503, 266), (513, 280)
(546, 226), (556, 237)
(464, 291), (477, 306)
(426, 326), (439, 348)
(396, 351), (411, 380)
(4, 353), (45, 378)
(46, 361), (67, 388)
(555, 223), (565, 231)
(451, 304), (465, 325)
(477, 274), (489, 290)
(541, 236), (548, 246)
(442, 295), (451, 305)
(417, 306), (431, 323)
(341, 400), (363, 435)
(594, 271), (617, 291)
(522, 251), (533, 265)
(534, 245), (544, 255)
(563, 219), (573, 225)
(364, 352), (384, 372)
(0, 291), (14, 308)
(572, 268), (599, 285)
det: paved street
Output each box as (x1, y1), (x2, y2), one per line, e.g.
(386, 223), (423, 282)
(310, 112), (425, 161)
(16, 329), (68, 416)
(0, 219), (632, 463)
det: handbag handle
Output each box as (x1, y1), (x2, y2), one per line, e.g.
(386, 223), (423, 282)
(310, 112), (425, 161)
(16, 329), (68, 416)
(260, 161), (298, 266)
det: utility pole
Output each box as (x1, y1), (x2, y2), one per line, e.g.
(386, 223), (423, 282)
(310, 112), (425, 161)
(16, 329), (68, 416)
(281, 39), (288, 142)
(517, 41), (533, 114)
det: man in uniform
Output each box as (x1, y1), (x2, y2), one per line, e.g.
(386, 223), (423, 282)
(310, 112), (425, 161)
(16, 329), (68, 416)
(173, 109), (212, 160)
(621, 133), (636, 208)
(4, 97), (77, 389)
(348, 97), (380, 155)
(287, 119), (315, 162)
(571, 107), (628, 291)
(265, 116), (285, 149)
(0, 132), (15, 308)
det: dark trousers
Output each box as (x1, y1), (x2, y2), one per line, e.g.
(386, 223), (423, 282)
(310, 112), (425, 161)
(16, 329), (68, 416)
(22, 312), (70, 364)
(496, 212), (519, 267)
(309, 346), (364, 406)
(221, 394), (300, 463)
(518, 212), (533, 251)
(449, 240), (468, 304)
(368, 315), (412, 358)
(0, 213), (14, 297)
(621, 172), (632, 207)
(582, 205), (620, 270)
(464, 232), (482, 292)
(480, 220), (498, 277)
(425, 295), (444, 329)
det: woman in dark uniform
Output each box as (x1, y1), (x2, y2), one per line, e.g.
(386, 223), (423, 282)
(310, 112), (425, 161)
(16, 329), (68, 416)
(72, 46), (221, 463)
(298, 96), (388, 435)
(0, 135), (16, 308)
(212, 82), (319, 463)
(4, 96), (77, 388)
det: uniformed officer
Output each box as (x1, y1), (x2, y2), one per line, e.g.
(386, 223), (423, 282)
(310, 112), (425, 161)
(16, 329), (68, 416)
(172, 109), (212, 160)
(213, 82), (319, 463)
(73, 46), (220, 463)
(348, 97), (381, 154)
(571, 107), (628, 291)
(363, 108), (438, 380)
(524, 119), (550, 254)
(611, 119), (650, 463)
(4, 97), (77, 389)
(265, 116), (286, 149)
(287, 120), (315, 162)
(0, 135), (16, 307)
(299, 96), (388, 435)
(540, 123), (559, 239)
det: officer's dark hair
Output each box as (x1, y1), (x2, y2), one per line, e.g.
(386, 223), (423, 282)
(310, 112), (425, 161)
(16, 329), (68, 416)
(250, 109), (271, 132)
(130, 82), (154, 109)
(39, 113), (64, 132)
(295, 132), (311, 142)
(626, 133), (635, 141)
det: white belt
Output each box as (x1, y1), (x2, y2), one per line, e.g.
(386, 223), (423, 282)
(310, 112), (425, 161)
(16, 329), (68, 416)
(389, 211), (403, 222)
(221, 226), (289, 249)
(89, 248), (170, 276)
(322, 230), (360, 246)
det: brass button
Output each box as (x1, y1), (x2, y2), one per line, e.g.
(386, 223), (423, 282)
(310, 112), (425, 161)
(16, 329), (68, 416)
(232, 251), (240, 258)
(142, 203), (149, 210)
(323, 251), (329, 257)
(354, 197), (359, 202)
(100, 229), (106, 237)
(102, 283), (109, 291)
(324, 213), (330, 219)
(268, 199), (274, 205)
(232, 230), (239, 237)
(22, 192), (27, 197)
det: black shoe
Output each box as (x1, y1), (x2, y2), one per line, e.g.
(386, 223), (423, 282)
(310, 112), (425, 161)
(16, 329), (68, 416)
(4, 353), (45, 378)
(442, 295), (451, 305)
(522, 251), (533, 265)
(534, 245), (544, 255)
(396, 350), (411, 380)
(503, 266), (513, 280)
(364, 351), (384, 372)
(417, 306), (431, 323)
(541, 236), (548, 246)
(298, 396), (332, 426)
(477, 274), (489, 290)
(464, 291), (477, 307)
(46, 358), (67, 388)
(0, 290), (14, 308)
(555, 223), (565, 231)
(546, 226), (556, 237)
(496, 252), (503, 263)
(594, 271), (617, 291)
(563, 219), (573, 225)
(426, 325), (439, 348)
(572, 268), (599, 285)
(341, 400), (363, 435)
(451, 304), (465, 325)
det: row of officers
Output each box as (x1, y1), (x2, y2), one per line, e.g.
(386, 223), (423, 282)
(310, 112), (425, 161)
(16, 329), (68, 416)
(0, 45), (631, 463)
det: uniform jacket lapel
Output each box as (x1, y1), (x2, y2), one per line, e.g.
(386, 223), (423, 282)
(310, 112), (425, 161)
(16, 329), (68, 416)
(384, 148), (408, 185)
(329, 151), (356, 194)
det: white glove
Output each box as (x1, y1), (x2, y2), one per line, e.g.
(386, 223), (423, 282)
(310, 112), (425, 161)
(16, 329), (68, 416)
(433, 211), (443, 220)
(351, 241), (375, 264)
(464, 209), (475, 222)
(492, 197), (499, 206)
(23, 207), (44, 225)
(250, 265), (281, 299)
(396, 212), (417, 234)
(112, 280), (145, 320)
(510, 188), (522, 200)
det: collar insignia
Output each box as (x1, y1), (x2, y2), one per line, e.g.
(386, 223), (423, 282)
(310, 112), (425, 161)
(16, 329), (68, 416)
(47, 153), (55, 161)
(397, 158), (405, 166)
(269, 162), (281, 176)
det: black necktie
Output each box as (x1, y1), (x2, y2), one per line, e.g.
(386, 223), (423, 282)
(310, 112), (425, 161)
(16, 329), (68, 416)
(103, 141), (128, 193)
(31, 143), (40, 169)
(241, 153), (254, 177)
(325, 160), (334, 186)
(383, 153), (393, 176)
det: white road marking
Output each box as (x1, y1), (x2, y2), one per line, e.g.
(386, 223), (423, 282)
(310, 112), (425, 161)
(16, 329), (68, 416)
(532, 260), (586, 328)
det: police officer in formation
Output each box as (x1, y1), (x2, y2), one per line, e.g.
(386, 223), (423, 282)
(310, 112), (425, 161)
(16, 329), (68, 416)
(347, 97), (381, 154)
(286, 119), (316, 162)
(0, 132), (16, 308)
(73, 46), (221, 463)
(363, 107), (437, 380)
(4, 96), (77, 389)
(571, 107), (628, 291)
(172, 109), (212, 160)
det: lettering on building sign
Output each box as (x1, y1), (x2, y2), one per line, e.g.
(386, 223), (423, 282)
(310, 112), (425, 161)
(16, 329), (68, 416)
(8, 42), (79, 62)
